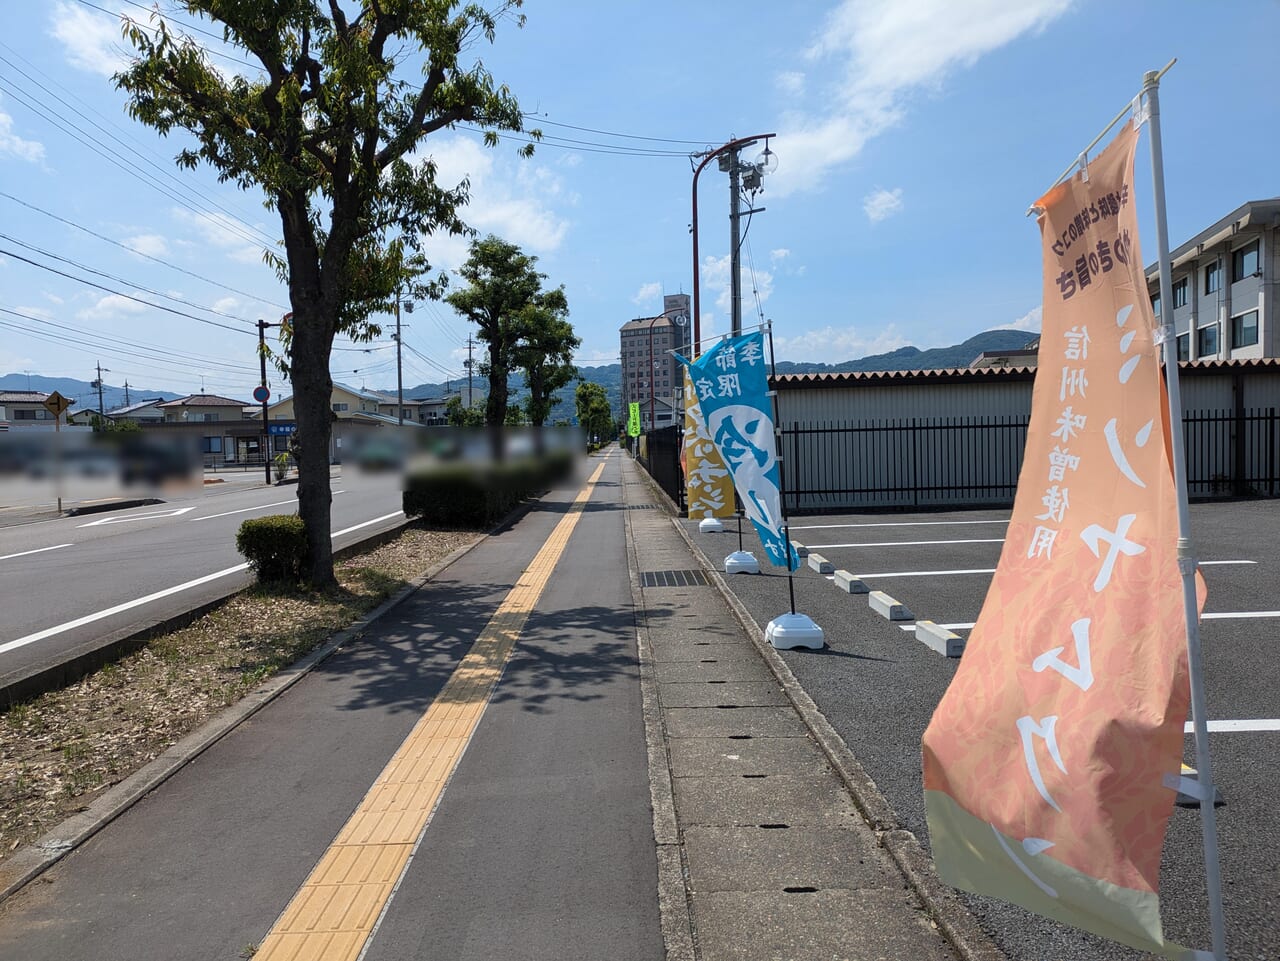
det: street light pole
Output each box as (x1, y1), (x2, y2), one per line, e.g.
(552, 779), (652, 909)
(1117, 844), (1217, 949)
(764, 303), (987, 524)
(647, 316), (659, 432)
(691, 133), (774, 356)
(394, 296), (404, 426)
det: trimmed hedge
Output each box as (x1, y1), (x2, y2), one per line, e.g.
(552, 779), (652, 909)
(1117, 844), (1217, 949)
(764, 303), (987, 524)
(403, 452), (575, 528)
(235, 514), (309, 583)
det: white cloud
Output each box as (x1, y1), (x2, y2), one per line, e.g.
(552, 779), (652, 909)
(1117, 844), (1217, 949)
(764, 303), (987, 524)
(776, 71), (805, 96)
(770, 248), (791, 264)
(124, 234), (169, 258)
(420, 136), (570, 269)
(772, 0), (1073, 196)
(632, 282), (663, 307)
(172, 209), (270, 265)
(863, 186), (904, 223)
(997, 305), (1042, 333)
(771, 324), (911, 363)
(0, 100), (45, 163)
(77, 292), (149, 321)
(51, 1), (131, 78)
(701, 254), (774, 319)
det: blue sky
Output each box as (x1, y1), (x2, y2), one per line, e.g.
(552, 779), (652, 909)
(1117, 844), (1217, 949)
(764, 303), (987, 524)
(2, 0), (1278, 401)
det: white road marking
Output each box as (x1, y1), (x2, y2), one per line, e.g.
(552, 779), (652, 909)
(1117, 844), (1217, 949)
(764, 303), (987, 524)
(789, 520), (1009, 530)
(333, 510), (403, 537)
(77, 506), (197, 528)
(193, 498), (301, 522)
(861, 567), (996, 579)
(0, 563), (251, 655)
(808, 538), (1006, 549)
(1199, 560), (1257, 566)
(1186, 719), (1280, 733)
(899, 611), (1278, 632)
(0, 543), (72, 562)
(2, 510), (406, 655)
(1203, 610), (1280, 620)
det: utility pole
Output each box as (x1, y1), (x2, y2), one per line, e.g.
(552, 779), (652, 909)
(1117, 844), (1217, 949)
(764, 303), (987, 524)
(466, 334), (475, 409)
(92, 361), (109, 418)
(394, 295), (404, 426)
(257, 319), (275, 486)
(123, 380), (131, 406)
(726, 148), (744, 337)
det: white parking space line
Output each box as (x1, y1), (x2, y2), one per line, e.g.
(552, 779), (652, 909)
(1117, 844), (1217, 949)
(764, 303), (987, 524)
(1199, 560), (1258, 566)
(808, 538), (1006, 549)
(861, 567), (996, 579)
(0, 543), (72, 562)
(900, 622), (973, 632)
(789, 520), (1008, 530)
(1203, 610), (1280, 619)
(1187, 719), (1280, 733)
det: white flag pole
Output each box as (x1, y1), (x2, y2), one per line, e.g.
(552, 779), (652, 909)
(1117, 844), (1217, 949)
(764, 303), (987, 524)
(1143, 68), (1228, 961)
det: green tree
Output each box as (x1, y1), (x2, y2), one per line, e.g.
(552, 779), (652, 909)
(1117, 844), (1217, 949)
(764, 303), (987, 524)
(445, 395), (484, 427)
(514, 295), (578, 428)
(574, 380), (612, 446)
(444, 235), (555, 431)
(116, 2), (534, 589)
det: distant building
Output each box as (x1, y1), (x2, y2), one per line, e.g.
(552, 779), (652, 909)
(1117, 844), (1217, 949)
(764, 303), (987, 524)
(0, 391), (78, 430)
(970, 336), (1040, 369)
(105, 398), (168, 423)
(620, 314), (681, 432)
(1146, 198), (1280, 361)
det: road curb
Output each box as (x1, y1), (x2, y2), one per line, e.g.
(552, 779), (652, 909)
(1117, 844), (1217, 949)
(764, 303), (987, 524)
(669, 514), (1009, 961)
(621, 478), (697, 961)
(0, 518), (505, 906)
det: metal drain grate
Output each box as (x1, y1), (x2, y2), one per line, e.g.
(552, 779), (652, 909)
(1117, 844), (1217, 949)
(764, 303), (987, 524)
(642, 569), (711, 588)
(625, 503), (657, 510)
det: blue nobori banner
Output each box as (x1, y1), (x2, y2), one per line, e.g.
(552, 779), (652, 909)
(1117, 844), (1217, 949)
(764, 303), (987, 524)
(678, 332), (798, 569)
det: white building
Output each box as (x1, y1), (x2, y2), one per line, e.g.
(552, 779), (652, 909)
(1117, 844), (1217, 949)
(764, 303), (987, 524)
(1146, 198), (1280, 361)
(620, 315), (681, 432)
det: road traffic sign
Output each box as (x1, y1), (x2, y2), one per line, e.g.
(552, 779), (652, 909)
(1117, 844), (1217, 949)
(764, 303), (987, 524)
(253, 386), (271, 403)
(43, 391), (71, 418)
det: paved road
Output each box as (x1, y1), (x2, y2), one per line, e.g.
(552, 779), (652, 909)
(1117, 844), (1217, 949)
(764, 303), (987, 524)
(0, 452), (666, 961)
(684, 500), (1280, 961)
(0, 468), (405, 690)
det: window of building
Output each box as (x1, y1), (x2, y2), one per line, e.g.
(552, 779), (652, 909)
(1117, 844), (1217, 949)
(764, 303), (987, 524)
(201, 436), (223, 454)
(1172, 277), (1188, 308)
(1197, 323), (1219, 357)
(332, 402), (348, 412)
(1232, 241), (1260, 282)
(1204, 261), (1221, 295)
(1150, 292), (1160, 318)
(1176, 333), (1189, 362)
(1231, 310), (1259, 348)
(13, 409), (37, 420)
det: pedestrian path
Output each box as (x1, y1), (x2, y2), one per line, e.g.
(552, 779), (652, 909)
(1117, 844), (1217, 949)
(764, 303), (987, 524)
(0, 447), (977, 961)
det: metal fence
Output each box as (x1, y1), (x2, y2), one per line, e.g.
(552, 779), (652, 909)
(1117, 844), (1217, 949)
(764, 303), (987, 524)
(637, 425), (684, 509)
(634, 409), (1280, 515)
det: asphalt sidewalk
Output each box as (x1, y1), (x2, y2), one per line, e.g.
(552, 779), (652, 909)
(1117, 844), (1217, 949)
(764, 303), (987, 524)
(0, 448), (991, 960)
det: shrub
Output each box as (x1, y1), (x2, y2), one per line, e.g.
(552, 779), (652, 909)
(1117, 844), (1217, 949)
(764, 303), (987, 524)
(236, 514), (308, 583)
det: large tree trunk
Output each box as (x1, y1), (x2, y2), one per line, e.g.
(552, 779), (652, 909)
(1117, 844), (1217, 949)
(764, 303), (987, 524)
(291, 317), (337, 590)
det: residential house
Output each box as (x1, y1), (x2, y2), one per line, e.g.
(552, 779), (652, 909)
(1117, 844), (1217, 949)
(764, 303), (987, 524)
(105, 398), (168, 423)
(0, 390), (76, 429)
(155, 393), (259, 464)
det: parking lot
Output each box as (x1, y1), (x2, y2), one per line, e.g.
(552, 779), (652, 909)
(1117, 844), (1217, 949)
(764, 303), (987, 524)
(681, 499), (1279, 961)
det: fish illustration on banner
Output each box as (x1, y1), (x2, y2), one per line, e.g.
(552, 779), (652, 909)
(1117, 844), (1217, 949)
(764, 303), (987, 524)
(677, 332), (799, 569)
(681, 367), (734, 519)
(922, 120), (1206, 958)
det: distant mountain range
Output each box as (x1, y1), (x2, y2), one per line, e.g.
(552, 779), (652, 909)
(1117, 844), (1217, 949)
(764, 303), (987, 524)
(3, 329), (1037, 420)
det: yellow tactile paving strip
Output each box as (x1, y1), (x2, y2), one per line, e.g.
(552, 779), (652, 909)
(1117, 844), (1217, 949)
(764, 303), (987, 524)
(255, 460), (608, 961)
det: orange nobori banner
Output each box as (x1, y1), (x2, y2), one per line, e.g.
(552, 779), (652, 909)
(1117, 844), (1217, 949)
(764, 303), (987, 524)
(922, 121), (1205, 957)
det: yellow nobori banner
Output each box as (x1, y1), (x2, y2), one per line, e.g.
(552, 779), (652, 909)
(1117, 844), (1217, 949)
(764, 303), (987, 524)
(923, 121), (1204, 958)
(680, 368), (733, 518)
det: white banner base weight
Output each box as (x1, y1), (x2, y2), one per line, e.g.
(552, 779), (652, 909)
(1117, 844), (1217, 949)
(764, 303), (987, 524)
(766, 612), (825, 650)
(724, 551), (760, 574)
(699, 517), (725, 533)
